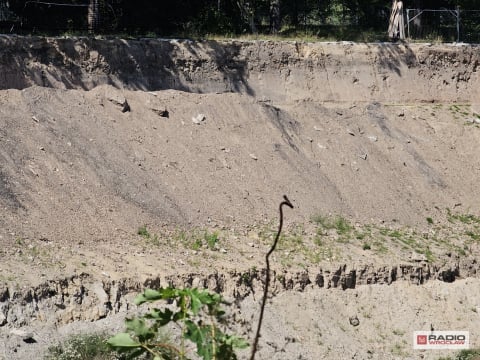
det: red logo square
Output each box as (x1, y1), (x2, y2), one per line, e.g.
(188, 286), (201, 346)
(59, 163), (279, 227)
(417, 335), (427, 345)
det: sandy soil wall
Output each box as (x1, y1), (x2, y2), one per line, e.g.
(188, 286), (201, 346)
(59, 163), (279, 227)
(0, 36), (478, 104)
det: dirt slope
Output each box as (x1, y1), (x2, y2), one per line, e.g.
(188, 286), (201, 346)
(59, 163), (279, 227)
(0, 37), (480, 359)
(2, 82), (480, 244)
(1, 38), (479, 237)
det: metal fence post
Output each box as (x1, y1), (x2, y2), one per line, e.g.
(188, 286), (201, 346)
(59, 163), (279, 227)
(407, 9), (410, 39)
(456, 6), (460, 42)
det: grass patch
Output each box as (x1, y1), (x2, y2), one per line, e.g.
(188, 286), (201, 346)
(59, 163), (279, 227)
(203, 230), (219, 250)
(313, 215), (352, 235)
(362, 243), (371, 250)
(438, 348), (480, 360)
(137, 225), (160, 246)
(465, 231), (480, 241)
(447, 209), (480, 225)
(44, 333), (115, 360)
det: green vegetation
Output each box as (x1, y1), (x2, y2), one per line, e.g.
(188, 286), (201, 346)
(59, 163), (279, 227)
(277, 209), (480, 265)
(203, 231), (220, 250)
(447, 209), (480, 225)
(137, 226), (221, 251)
(312, 214), (353, 244)
(108, 287), (248, 360)
(44, 288), (248, 360)
(45, 333), (115, 360)
(136, 208), (480, 268)
(390, 343), (407, 357)
(11, 0), (480, 42)
(362, 243), (371, 250)
(438, 348), (480, 360)
(137, 225), (160, 246)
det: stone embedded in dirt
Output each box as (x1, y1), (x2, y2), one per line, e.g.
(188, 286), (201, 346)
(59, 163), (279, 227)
(10, 329), (36, 343)
(0, 309), (6, 326)
(154, 108), (169, 117)
(249, 153), (258, 160)
(349, 315), (360, 327)
(192, 113), (206, 124)
(105, 88), (130, 112)
(410, 252), (427, 262)
(121, 100), (130, 113)
(347, 129), (355, 136)
(146, 98), (169, 117)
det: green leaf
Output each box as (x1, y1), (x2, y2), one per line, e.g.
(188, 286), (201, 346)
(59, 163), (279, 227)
(189, 289), (203, 315)
(107, 333), (141, 348)
(226, 336), (249, 349)
(135, 289), (162, 305)
(145, 307), (174, 326)
(184, 320), (213, 358)
(125, 318), (155, 341)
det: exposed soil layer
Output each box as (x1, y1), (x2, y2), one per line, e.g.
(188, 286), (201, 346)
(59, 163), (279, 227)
(0, 37), (480, 359)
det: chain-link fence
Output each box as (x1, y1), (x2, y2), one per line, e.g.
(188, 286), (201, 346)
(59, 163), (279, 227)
(0, 1), (479, 43)
(406, 8), (480, 43)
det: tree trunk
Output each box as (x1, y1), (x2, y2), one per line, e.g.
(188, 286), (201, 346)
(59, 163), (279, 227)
(88, 0), (100, 34)
(237, 1), (257, 33)
(388, 0), (405, 40)
(270, 0), (281, 34)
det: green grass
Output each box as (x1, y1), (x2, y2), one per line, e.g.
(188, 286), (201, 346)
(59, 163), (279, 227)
(203, 230), (219, 250)
(447, 209), (480, 225)
(312, 214), (354, 245)
(137, 225), (160, 246)
(465, 231), (480, 241)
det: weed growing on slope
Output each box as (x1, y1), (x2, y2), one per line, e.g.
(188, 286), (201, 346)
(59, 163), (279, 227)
(45, 333), (115, 360)
(447, 209), (480, 225)
(137, 225), (160, 246)
(137, 226), (222, 251)
(438, 348), (480, 360)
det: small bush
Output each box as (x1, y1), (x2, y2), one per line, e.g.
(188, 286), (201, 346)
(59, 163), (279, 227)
(108, 287), (248, 360)
(44, 333), (115, 360)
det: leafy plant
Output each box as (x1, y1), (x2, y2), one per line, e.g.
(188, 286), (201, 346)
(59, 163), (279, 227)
(108, 287), (248, 360)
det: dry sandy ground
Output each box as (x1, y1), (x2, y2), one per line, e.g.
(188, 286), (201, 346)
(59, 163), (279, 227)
(0, 37), (480, 359)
